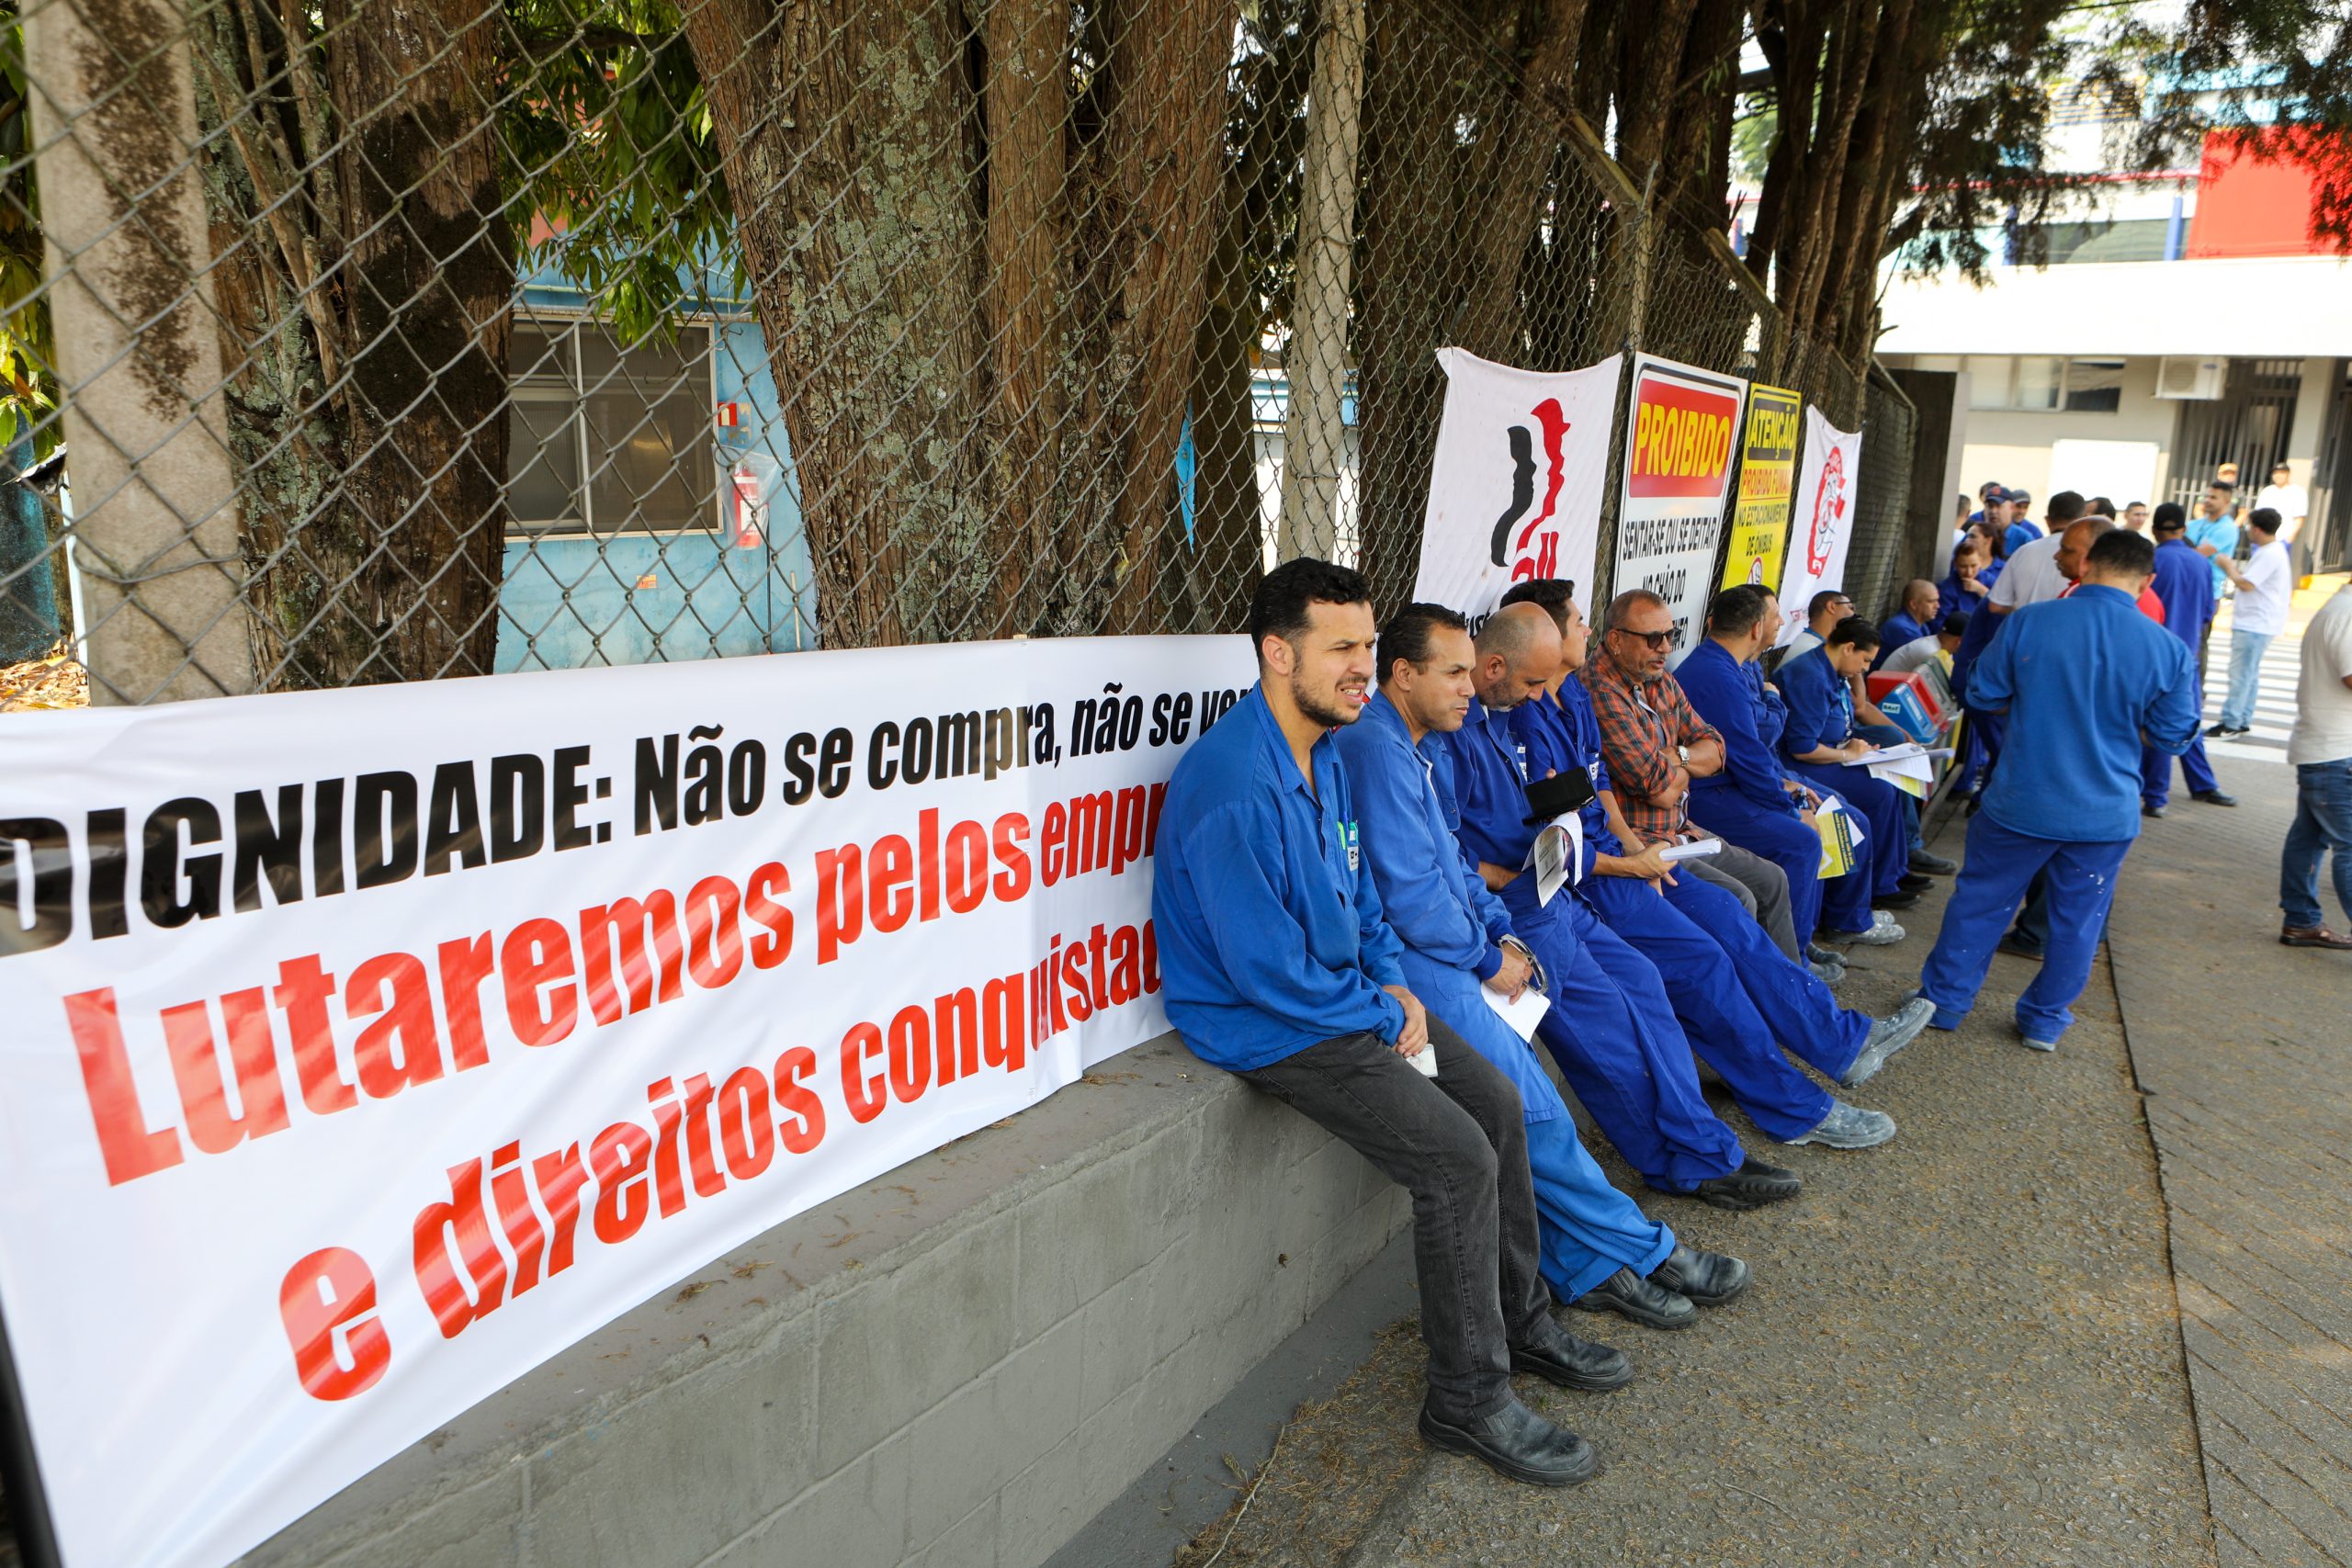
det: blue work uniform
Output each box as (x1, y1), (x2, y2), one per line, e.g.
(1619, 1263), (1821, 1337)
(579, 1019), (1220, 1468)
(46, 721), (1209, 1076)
(2185, 514), (2239, 598)
(2005, 517), (2046, 558)
(1433, 698), (1747, 1191)
(1678, 638), (1841, 949)
(1151, 686), (1407, 1069)
(1515, 680), (1867, 1129)
(1772, 645), (1909, 926)
(1937, 556), (2002, 625)
(1333, 692), (1674, 1298)
(1917, 587), (2200, 1044)
(2141, 537), (2222, 807)
(1872, 611), (1931, 671)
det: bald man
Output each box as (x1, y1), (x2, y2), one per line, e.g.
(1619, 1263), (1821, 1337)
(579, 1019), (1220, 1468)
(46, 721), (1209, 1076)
(1433, 604), (1804, 1213)
(1872, 580), (1940, 673)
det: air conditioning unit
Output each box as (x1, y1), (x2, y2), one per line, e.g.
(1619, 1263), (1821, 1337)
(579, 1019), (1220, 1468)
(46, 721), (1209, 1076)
(2156, 356), (2226, 400)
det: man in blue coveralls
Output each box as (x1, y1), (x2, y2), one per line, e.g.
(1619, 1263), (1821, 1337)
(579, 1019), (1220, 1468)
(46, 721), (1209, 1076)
(1916, 530), (2201, 1051)
(2142, 507), (2238, 817)
(1770, 616), (1923, 933)
(1434, 603), (1804, 1213)
(1336, 602), (1752, 1331)
(1498, 581), (1933, 1148)
(1154, 559), (1613, 1487)
(1679, 590), (1906, 955)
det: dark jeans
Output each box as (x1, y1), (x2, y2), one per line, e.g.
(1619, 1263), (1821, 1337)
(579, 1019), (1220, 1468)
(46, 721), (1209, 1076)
(1689, 840), (1801, 960)
(1237, 1020), (1551, 1422)
(2281, 758), (2352, 929)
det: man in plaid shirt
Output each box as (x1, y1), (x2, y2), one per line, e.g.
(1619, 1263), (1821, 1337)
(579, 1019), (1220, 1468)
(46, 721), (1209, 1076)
(1580, 590), (1805, 961)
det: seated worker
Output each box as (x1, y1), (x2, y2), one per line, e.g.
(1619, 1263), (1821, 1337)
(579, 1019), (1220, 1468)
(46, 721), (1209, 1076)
(1939, 535), (2000, 625)
(1770, 616), (1927, 942)
(1880, 612), (1966, 677)
(1783, 590), (1907, 745)
(1871, 580), (1941, 671)
(1335, 603), (1750, 1329)
(1674, 587), (1909, 959)
(1153, 558), (1610, 1487)
(1917, 530), (2200, 1051)
(1436, 604), (1804, 1212)
(1498, 582), (1932, 1141)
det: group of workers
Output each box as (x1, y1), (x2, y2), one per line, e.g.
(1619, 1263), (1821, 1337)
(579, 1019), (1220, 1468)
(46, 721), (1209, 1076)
(1150, 527), (2199, 1487)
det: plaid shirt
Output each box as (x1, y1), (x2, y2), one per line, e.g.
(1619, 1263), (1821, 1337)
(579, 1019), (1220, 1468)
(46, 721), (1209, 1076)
(1577, 655), (1724, 845)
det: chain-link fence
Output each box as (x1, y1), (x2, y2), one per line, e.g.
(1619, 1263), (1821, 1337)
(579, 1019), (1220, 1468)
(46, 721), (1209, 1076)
(0, 0), (1917, 708)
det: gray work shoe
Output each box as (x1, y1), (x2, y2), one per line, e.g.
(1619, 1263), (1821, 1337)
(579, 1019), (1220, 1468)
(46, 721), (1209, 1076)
(1784, 1100), (1896, 1149)
(1841, 997), (1934, 1087)
(1809, 958), (1848, 987)
(1832, 912), (1907, 947)
(2019, 1030), (2059, 1053)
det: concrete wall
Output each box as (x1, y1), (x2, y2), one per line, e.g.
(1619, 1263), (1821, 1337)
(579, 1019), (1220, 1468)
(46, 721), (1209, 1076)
(232, 1035), (1408, 1568)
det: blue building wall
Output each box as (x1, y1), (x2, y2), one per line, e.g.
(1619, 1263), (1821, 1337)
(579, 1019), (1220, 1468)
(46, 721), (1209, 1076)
(494, 265), (816, 671)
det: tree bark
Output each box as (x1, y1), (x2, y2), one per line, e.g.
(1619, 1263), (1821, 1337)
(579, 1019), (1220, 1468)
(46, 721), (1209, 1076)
(1277, 0), (1366, 562)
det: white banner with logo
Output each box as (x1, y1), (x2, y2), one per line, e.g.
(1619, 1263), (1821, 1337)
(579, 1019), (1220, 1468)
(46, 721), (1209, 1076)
(0, 635), (1256, 1568)
(1775, 407), (1866, 646)
(1410, 348), (1623, 627)
(1612, 354), (1747, 650)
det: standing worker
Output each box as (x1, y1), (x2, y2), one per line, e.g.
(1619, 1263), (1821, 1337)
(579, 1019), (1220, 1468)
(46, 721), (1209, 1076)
(2210, 509), (2294, 739)
(1915, 531), (2201, 1051)
(2142, 507), (2238, 816)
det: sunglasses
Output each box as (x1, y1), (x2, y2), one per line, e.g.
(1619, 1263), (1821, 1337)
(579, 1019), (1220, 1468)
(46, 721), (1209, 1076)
(1611, 625), (1681, 650)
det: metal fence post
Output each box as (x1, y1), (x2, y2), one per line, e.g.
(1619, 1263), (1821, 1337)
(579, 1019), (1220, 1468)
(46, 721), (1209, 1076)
(22, 0), (254, 703)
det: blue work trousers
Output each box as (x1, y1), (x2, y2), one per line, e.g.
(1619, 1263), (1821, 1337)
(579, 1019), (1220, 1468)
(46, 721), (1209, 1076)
(1959, 704), (2007, 795)
(1503, 887), (1748, 1193)
(1395, 948), (1677, 1300)
(1686, 787), (1827, 950)
(1584, 871), (1847, 1141)
(1790, 762), (1909, 931)
(2281, 757), (2352, 930)
(1918, 815), (2132, 1045)
(2141, 736), (2219, 807)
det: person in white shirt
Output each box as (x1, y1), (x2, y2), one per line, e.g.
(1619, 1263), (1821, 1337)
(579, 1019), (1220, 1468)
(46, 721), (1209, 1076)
(2211, 509), (2294, 736)
(2278, 580), (2352, 949)
(2255, 463), (2312, 581)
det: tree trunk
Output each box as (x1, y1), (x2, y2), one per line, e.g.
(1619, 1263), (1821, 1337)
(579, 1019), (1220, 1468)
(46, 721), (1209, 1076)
(323, 0), (513, 679)
(1277, 0), (1366, 562)
(683, 0), (988, 647)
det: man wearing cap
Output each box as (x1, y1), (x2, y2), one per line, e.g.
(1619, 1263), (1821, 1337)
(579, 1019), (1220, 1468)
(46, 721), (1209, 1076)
(2143, 506), (2238, 817)
(2002, 489), (2041, 557)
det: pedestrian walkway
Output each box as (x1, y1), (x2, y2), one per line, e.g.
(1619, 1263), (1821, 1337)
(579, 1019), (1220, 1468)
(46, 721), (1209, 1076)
(2111, 756), (2352, 1567)
(1164, 734), (2352, 1568)
(2205, 574), (2346, 766)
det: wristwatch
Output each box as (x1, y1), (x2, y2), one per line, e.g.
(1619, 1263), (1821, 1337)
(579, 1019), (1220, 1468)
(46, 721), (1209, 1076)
(1676, 743), (1691, 763)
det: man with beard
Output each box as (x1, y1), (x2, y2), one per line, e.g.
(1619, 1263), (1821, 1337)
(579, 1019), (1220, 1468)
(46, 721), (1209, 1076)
(1153, 559), (1609, 1486)
(1432, 604), (1804, 1213)
(1335, 602), (1750, 1331)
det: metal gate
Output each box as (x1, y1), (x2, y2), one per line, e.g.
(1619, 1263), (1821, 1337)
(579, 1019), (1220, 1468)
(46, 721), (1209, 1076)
(2164, 356), (2305, 510)
(2312, 359), (2352, 573)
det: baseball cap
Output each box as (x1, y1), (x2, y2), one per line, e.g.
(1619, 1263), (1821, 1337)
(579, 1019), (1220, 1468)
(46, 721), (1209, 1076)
(1978, 480), (2007, 500)
(2008, 487), (2033, 506)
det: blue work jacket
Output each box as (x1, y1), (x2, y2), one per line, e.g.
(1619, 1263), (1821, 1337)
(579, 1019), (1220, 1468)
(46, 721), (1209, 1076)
(1873, 612), (1931, 671)
(1509, 682), (1622, 876)
(1678, 638), (1806, 815)
(1331, 691), (1510, 981)
(1937, 557), (2001, 625)
(1431, 697), (1542, 876)
(2150, 537), (2216, 650)
(1770, 643), (1855, 758)
(1152, 685), (1409, 1070)
(1969, 585), (2201, 842)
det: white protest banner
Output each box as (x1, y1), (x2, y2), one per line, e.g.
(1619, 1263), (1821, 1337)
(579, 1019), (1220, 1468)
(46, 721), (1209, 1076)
(1612, 354), (1747, 650)
(1774, 407), (1865, 646)
(0, 634), (1255, 1568)
(1411, 348), (1623, 627)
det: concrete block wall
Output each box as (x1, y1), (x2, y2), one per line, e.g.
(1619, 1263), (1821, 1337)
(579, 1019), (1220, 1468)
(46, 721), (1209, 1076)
(232, 1035), (1410, 1568)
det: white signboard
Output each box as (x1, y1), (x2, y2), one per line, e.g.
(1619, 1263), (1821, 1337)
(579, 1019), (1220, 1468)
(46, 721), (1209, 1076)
(1611, 354), (1747, 649)
(1774, 407), (1866, 646)
(0, 635), (1256, 1568)
(1411, 349), (1623, 627)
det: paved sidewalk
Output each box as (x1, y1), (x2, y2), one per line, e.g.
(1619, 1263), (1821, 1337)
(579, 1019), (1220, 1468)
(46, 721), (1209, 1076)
(1176, 824), (2217, 1568)
(2111, 755), (2352, 1567)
